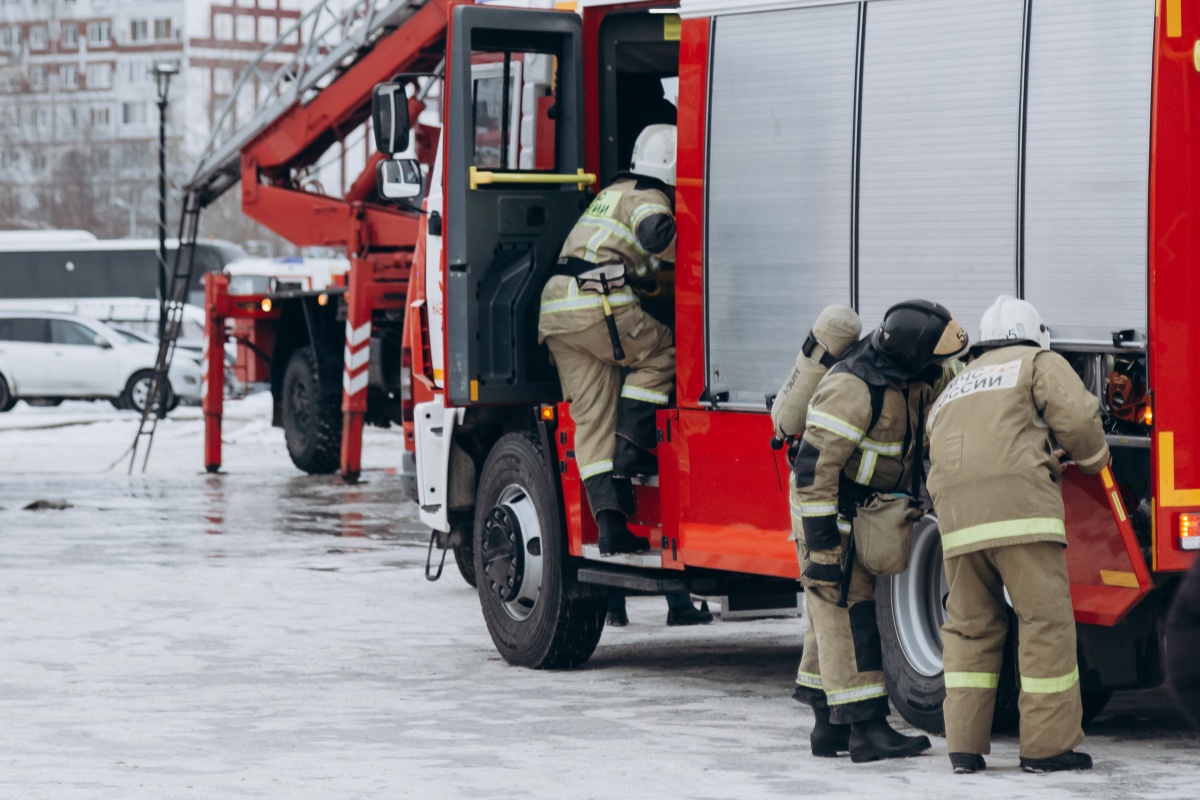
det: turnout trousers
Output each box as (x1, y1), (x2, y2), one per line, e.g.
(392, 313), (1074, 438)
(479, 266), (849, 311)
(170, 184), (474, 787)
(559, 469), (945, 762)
(539, 286), (674, 517)
(794, 541), (891, 724)
(942, 541), (1084, 759)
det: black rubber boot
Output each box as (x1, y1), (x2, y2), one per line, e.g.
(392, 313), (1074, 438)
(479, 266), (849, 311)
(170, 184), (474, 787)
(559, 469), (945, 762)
(613, 436), (659, 479)
(950, 753), (986, 774)
(666, 603), (713, 626)
(1020, 750), (1092, 773)
(597, 510), (650, 556)
(613, 396), (663, 478)
(848, 718), (932, 763)
(811, 705), (851, 758)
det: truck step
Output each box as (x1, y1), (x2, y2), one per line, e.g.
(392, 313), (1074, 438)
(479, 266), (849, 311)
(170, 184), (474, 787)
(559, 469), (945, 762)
(577, 564), (688, 594)
(581, 544), (662, 569)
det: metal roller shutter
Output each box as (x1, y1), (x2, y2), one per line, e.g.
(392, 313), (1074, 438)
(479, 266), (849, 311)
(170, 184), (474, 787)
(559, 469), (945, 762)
(857, 0), (1024, 330)
(705, 4), (858, 408)
(1022, 0), (1154, 345)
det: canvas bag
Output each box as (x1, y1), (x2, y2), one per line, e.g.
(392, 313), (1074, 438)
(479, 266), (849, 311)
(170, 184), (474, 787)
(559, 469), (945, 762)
(852, 492), (922, 576)
(851, 386), (927, 576)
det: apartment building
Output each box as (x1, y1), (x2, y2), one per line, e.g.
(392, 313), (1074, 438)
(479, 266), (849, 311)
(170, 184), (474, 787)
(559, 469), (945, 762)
(0, 0), (303, 236)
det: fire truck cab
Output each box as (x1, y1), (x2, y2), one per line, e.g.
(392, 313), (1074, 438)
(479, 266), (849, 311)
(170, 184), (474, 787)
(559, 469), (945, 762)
(390, 0), (1200, 733)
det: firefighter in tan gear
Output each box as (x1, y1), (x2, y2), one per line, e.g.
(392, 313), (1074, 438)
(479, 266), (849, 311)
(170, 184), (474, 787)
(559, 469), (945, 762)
(927, 296), (1109, 775)
(538, 125), (677, 555)
(787, 300), (967, 762)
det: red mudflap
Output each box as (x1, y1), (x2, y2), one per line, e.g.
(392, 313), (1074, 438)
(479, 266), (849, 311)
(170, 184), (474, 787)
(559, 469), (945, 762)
(1064, 464), (1153, 626)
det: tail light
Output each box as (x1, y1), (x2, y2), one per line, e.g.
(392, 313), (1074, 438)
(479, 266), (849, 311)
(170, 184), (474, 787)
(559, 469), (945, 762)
(1179, 513), (1200, 551)
(400, 345), (413, 424)
(418, 303), (434, 383)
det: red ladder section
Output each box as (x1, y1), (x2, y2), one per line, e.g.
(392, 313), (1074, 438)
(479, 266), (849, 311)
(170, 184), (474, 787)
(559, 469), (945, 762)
(203, 0), (451, 480)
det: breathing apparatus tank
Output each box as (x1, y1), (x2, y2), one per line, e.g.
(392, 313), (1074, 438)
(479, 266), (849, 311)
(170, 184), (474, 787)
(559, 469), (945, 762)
(771, 305), (863, 439)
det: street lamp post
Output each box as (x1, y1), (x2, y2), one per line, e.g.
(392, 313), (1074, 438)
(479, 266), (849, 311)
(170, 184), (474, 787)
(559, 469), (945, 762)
(112, 196), (138, 238)
(153, 62), (179, 342)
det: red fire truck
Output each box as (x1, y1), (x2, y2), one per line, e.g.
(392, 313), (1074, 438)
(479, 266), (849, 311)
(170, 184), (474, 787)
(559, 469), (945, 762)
(386, 0), (1200, 733)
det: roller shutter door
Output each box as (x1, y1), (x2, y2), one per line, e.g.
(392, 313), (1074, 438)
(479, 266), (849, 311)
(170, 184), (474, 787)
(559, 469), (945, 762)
(705, 4), (859, 408)
(857, 0), (1024, 330)
(1023, 0), (1154, 344)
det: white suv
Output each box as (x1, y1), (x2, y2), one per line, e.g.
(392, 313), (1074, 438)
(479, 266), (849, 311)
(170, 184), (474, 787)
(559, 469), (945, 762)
(0, 311), (202, 413)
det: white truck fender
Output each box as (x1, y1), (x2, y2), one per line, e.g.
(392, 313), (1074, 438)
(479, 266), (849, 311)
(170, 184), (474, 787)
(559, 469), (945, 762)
(415, 399), (464, 533)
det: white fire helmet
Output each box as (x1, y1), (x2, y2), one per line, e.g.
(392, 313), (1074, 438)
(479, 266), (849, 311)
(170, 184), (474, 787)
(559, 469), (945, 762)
(978, 295), (1050, 350)
(630, 124), (677, 187)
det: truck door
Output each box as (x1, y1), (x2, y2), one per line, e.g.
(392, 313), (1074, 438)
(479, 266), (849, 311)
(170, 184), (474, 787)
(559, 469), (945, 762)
(442, 5), (588, 407)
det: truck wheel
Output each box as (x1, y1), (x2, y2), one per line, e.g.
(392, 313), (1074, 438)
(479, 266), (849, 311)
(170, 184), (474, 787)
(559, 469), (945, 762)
(453, 523), (477, 588)
(877, 515), (1019, 734)
(281, 346), (342, 475)
(475, 432), (605, 669)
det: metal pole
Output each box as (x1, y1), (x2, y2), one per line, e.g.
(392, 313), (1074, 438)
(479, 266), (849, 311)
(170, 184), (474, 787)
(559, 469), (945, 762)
(157, 91), (168, 341)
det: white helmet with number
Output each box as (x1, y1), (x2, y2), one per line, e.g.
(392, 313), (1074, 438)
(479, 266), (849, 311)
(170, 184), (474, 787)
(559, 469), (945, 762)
(630, 124), (677, 187)
(978, 295), (1050, 350)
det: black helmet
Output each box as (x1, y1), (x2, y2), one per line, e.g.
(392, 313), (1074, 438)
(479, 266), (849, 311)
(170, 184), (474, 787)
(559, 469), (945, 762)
(871, 299), (969, 376)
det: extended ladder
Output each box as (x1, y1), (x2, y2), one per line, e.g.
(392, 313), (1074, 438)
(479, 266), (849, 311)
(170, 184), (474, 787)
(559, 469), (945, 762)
(127, 193), (203, 473)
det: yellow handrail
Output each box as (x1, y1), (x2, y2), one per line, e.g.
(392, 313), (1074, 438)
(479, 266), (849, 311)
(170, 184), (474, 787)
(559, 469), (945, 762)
(470, 166), (596, 191)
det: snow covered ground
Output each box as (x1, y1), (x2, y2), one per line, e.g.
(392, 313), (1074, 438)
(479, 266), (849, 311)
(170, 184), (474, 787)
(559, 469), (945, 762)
(0, 397), (1195, 799)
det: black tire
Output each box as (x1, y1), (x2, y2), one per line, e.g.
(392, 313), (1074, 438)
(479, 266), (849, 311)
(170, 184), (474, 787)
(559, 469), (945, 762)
(453, 523), (477, 588)
(281, 346), (342, 475)
(123, 370), (174, 416)
(25, 398), (63, 407)
(0, 375), (15, 412)
(877, 515), (1019, 734)
(475, 432), (605, 669)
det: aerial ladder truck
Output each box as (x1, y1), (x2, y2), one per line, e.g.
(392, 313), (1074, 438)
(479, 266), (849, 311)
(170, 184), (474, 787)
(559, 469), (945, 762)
(181, 0), (451, 482)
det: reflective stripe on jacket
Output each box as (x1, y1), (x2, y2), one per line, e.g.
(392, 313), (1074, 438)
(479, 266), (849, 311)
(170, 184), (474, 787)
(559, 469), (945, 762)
(558, 177), (673, 282)
(927, 345), (1109, 559)
(790, 371), (932, 545)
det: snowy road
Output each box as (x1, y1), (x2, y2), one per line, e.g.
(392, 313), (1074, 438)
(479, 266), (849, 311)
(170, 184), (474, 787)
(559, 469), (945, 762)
(0, 399), (1195, 799)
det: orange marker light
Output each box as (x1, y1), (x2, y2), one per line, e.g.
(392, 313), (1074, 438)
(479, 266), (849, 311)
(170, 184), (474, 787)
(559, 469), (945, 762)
(1180, 513), (1200, 551)
(1144, 407), (1153, 426)
(540, 405), (556, 421)
(317, 293), (329, 307)
(261, 298), (272, 313)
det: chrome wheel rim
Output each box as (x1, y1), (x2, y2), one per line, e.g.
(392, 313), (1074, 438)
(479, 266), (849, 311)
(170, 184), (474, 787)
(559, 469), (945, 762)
(480, 483), (544, 622)
(890, 515), (949, 678)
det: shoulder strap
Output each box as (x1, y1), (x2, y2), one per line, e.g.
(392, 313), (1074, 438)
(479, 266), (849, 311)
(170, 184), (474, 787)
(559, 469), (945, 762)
(911, 391), (926, 502)
(867, 383), (886, 433)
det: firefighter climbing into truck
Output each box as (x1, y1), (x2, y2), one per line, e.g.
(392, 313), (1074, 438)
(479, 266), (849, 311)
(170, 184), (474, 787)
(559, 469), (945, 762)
(538, 123), (679, 556)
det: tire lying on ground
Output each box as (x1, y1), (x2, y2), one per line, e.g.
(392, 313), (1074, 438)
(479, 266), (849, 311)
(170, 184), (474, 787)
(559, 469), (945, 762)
(281, 346), (343, 475)
(877, 514), (1020, 734)
(474, 432), (605, 669)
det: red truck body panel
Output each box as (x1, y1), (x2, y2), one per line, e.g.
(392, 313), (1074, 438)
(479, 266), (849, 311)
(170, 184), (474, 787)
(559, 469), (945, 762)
(1149, 2), (1200, 573)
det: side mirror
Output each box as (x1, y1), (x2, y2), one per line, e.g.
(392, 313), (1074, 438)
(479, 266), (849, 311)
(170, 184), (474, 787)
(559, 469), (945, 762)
(372, 82), (411, 156)
(93, 334), (112, 349)
(377, 158), (423, 201)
